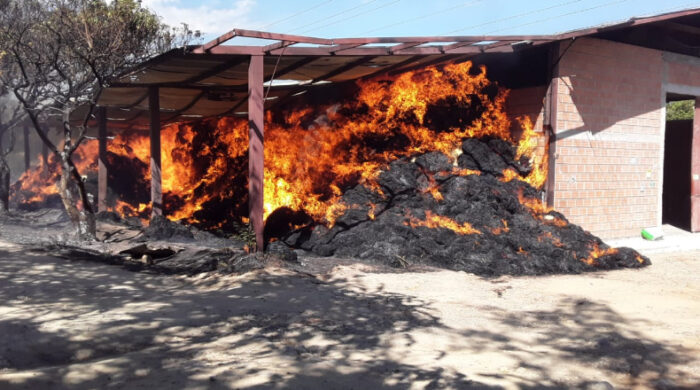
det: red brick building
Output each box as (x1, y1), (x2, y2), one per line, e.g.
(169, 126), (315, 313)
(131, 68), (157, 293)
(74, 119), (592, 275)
(507, 32), (700, 239)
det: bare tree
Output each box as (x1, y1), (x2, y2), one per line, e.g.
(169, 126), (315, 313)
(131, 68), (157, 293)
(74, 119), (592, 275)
(0, 92), (25, 214)
(0, 0), (195, 238)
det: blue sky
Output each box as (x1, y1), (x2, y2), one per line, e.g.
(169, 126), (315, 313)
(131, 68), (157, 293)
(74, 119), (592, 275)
(142, 0), (700, 42)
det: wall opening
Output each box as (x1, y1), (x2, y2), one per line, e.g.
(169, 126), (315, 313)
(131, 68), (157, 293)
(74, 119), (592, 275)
(662, 96), (694, 231)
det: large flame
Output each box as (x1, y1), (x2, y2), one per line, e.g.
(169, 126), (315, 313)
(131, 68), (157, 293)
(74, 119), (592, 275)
(12, 141), (98, 207)
(501, 116), (549, 189)
(12, 61), (549, 232)
(261, 62), (513, 224)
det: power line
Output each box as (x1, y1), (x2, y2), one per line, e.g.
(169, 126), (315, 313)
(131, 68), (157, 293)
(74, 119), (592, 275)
(361, 0), (484, 35)
(298, 0), (404, 35)
(446, 0), (584, 34)
(287, 0), (384, 33)
(259, 0), (336, 31)
(485, 0), (630, 34)
(626, 1), (700, 20)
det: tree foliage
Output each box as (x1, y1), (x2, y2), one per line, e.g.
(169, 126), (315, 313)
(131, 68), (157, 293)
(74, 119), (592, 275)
(0, 0), (192, 238)
(666, 100), (694, 121)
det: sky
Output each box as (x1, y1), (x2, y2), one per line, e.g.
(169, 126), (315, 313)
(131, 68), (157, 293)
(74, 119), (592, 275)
(140, 0), (700, 43)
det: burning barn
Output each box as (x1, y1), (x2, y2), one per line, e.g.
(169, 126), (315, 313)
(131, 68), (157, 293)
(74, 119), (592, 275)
(10, 8), (700, 274)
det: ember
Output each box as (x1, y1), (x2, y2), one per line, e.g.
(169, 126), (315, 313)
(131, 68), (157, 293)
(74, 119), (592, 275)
(11, 60), (649, 276)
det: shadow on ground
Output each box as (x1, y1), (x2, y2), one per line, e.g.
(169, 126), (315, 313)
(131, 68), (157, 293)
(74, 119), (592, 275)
(0, 247), (696, 389)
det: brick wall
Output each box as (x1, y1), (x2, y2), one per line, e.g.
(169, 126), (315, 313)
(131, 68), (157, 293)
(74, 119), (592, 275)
(553, 37), (665, 239)
(506, 86), (546, 134)
(667, 59), (700, 89)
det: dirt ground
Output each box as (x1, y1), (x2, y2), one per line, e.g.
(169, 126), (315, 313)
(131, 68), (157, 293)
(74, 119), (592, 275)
(0, 237), (699, 389)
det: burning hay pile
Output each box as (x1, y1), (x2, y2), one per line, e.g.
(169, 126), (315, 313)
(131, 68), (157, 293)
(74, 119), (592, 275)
(11, 61), (649, 276)
(275, 141), (648, 276)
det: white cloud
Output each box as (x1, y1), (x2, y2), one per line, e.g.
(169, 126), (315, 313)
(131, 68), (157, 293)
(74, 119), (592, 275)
(141, 0), (257, 36)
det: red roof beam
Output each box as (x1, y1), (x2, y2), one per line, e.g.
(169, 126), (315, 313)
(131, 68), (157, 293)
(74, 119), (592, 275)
(389, 42), (422, 54)
(194, 28), (334, 53)
(332, 35), (553, 44)
(263, 40), (298, 53)
(328, 43), (365, 54)
(555, 8), (700, 40)
(195, 30), (238, 53)
(255, 44), (517, 56)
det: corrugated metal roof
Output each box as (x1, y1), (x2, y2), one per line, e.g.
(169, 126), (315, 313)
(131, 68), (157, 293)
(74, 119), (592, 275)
(92, 7), (700, 129)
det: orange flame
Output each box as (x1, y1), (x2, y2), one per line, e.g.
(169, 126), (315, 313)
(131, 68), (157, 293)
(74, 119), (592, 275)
(13, 140), (98, 208)
(422, 173), (444, 201)
(14, 61), (548, 231)
(499, 116), (548, 189)
(517, 188), (551, 216)
(260, 62), (512, 224)
(405, 210), (481, 235)
(491, 219), (510, 234)
(538, 231), (564, 247)
(516, 116), (548, 189)
(581, 243), (619, 265)
(368, 203), (378, 220)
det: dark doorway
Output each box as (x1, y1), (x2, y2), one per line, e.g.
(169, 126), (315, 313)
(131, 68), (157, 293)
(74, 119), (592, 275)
(662, 97), (695, 231)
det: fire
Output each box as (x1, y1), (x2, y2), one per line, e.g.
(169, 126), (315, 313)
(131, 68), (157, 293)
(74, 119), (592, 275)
(453, 167), (481, 176)
(538, 231), (564, 247)
(515, 116), (548, 190)
(498, 117), (548, 189)
(544, 215), (568, 227)
(259, 62), (512, 224)
(15, 155), (59, 204)
(367, 203), (378, 220)
(500, 168), (520, 183)
(581, 243), (619, 265)
(405, 210), (481, 235)
(491, 219), (509, 234)
(421, 173), (444, 201)
(111, 200), (149, 218)
(105, 118), (250, 223)
(428, 187), (444, 201)
(12, 141), (98, 208)
(517, 188), (551, 216)
(13, 61), (549, 233)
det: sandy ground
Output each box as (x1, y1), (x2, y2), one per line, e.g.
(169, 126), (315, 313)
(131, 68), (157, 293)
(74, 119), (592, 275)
(0, 238), (699, 389)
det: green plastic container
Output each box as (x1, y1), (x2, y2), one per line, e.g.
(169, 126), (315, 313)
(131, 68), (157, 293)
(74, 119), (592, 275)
(641, 227), (664, 241)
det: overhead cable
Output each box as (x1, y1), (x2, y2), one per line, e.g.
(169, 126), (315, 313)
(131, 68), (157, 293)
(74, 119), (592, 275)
(259, 0), (336, 30)
(298, 0), (404, 35)
(361, 0), (484, 35)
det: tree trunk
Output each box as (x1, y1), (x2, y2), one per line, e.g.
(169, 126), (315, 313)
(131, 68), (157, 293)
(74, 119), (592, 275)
(0, 129), (9, 215)
(71, 162), (97, 240)
(19, 103), (98, 240)
(58, 159), (81, 227)
(58, 159), (96, 239)
(0, 157), (9, 214)
(56, 109), (96, 240)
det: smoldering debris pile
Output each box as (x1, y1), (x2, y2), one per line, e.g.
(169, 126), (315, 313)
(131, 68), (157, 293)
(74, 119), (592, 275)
(272, 137), (650, 276)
